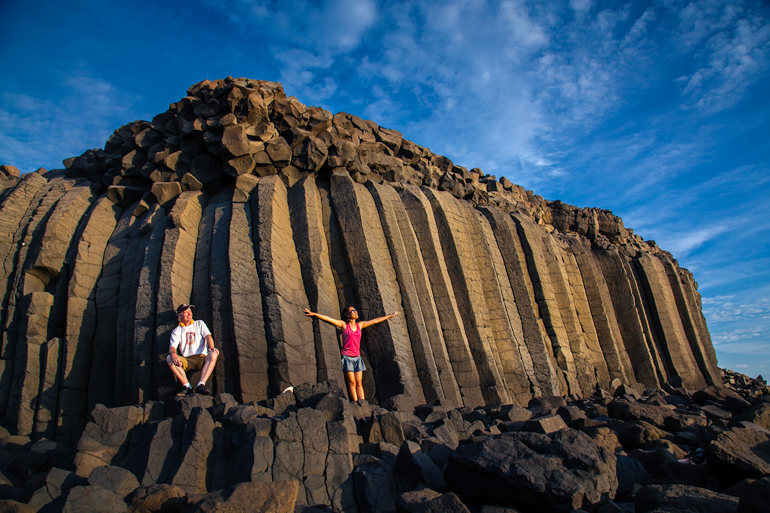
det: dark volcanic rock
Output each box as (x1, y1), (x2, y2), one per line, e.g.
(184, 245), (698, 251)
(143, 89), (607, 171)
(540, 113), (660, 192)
(444, 429), (616, 511)
(184, 481), (299, 512)
(635, 484), (738, 513)
(708, 426), (770, 482)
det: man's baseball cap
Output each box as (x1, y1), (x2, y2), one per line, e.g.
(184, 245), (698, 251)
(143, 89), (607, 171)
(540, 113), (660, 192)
(176, 304), (195, 314)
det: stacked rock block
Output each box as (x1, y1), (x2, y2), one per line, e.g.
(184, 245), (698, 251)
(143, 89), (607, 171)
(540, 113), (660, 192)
(0, 77), (719, 444)
(4, 374), (769, 512)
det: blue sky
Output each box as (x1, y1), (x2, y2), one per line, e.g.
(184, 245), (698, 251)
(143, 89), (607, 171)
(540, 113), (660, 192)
(2, 0), (769, 379)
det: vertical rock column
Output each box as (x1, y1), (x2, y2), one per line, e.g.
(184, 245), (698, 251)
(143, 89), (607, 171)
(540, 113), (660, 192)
(190, 191), (219, 391)
(678, 267), (720, 383)
(591, 247), (664, 388)
(512, 213), (582, 396)
(539, 236), (600, 396)
(0, 180), (94, 440)
(366, 181), (446, 405)
(659, 255), (721, 386)
(115, 205), (165, 405)
(473, 209), (537, 404)
(424, 188), (510, 404)
(209, 188), (236, 395)
(557, 238), (612, 390)
(89, 206), (138, 411)
(568, 241), (633, 386)
(253, 175), (316, 396)
(35, 337), (62, 439)
(131, 204), (170, 404)
(399, 185), (484, 408)
(424, 189), (510, 403)
(229, 186), (269, 402)
(479, 206), (561, 397)
(153, 191), (208, 399)
(329, 170), (419, 403)
(0, 173), (48, 331)
(385, 185), (462, 407)
(0, 177), (74, 418)
(5, 292), (54, 436)
(634, 253), (707, 390)
(288, 176), (345, 387)
(316, 180), (375, 399)
(57, 196), (122, 444)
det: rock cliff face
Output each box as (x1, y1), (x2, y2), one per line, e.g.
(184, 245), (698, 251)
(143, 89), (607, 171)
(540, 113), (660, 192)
(0, 77), (719, 444)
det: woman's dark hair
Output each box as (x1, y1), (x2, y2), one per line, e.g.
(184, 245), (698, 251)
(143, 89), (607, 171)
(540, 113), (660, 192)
(344, 306), (356, 319)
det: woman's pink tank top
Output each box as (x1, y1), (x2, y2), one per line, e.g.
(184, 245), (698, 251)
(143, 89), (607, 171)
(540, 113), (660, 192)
(341, 323), (362, 356)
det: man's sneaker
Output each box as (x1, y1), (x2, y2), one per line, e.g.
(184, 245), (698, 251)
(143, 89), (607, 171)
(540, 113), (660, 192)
(177, 386), (194, 397)
(195, 384), (210, 396)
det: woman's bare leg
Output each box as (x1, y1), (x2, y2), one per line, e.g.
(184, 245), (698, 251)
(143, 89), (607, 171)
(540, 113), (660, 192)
(345, 371), (358, 402)
(354, 371), (364, 401)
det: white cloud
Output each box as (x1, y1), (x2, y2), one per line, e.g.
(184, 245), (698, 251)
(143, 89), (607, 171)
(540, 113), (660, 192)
(0, 73), (140, 173)
(676, 0), (770, 112)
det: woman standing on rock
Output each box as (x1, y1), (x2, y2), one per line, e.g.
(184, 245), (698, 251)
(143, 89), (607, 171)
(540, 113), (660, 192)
(304, 306), (398, 402)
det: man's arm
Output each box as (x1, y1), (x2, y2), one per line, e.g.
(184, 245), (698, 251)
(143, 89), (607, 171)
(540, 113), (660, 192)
(205, 334), (219, 355)
(358, 312), (398, 329)
(304, 308), (345, 328)
(168, 337), (183, 367)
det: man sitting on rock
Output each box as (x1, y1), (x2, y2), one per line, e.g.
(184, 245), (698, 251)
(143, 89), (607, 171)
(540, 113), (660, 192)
(166, 304), (219, 396)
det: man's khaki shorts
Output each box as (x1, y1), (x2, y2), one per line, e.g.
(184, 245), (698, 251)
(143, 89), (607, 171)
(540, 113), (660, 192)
(179, 354), (206, 372)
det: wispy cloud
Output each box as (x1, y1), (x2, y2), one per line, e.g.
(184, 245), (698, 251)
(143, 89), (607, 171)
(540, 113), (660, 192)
(0, 73), (141, 172)
(676, 1), (770, 112)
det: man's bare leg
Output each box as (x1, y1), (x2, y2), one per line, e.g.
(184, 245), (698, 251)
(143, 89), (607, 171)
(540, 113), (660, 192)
(345, 371), (358, 402)
(166, 355), (189, 386)
(199, 351), (218, 385)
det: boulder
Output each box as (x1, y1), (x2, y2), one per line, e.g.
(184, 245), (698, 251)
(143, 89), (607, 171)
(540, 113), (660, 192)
(444, 430), (616, 512)
(521, 414), (568, 434)
(353, 457), (399, 513)
(738, 476), (770, 513)
(396, 489), (471, 513)
(611, 421), (668, 450)
(126, 484), (187, 513)
(635, 484), (738, 513)
(693, 386), (742, 405)
(46, 485), (128, 512)
(736, 403), (770, 431)
(0, 500), (34, 513)
(396, 441), (446, 492)
(88, 465), (140, 498)
(607, 399), (673, 427)
(185, 481), (299, 513)
(708, 427), (770, 482)
(616, 455), (648, 496)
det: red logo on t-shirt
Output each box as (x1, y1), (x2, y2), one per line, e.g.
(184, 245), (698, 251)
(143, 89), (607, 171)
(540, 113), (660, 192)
(186, 332), (196, 347)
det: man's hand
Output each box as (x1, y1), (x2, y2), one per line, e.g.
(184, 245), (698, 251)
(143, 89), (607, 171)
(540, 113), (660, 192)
(170, 352), (182, 367)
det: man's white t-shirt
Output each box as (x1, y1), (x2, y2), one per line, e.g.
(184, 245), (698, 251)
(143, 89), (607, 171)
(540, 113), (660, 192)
(170, 320), (212, 358)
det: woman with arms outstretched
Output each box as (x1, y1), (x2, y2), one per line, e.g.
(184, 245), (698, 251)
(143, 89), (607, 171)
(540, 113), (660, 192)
(304, 306), (398, 402)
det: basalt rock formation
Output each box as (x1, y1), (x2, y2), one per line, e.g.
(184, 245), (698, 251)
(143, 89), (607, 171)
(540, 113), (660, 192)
(0, 77), (720, 447)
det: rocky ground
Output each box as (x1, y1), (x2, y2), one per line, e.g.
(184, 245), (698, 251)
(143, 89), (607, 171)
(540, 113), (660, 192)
(0, 369), (768, 512)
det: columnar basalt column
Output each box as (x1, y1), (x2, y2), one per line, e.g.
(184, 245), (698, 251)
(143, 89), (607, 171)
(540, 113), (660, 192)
(288, 176), (345, 387)
(253, 175), (317, 396)
(366, 180), (446, 405)
(399, 185), (484, 408)
(512, 213), (581, 396)
(478, 206), (562, 397)
(634, 253), (707, 390)
(330, 170), (421, 403)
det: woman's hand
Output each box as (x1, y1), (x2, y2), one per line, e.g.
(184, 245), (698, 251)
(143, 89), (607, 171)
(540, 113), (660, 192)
(303, 308), (314, 317)
(390, 312), (399, 318)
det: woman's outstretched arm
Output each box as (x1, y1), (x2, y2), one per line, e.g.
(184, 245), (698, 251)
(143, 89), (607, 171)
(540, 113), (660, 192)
(358, 312), (398, 329)
(304, 308), (346, 328)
